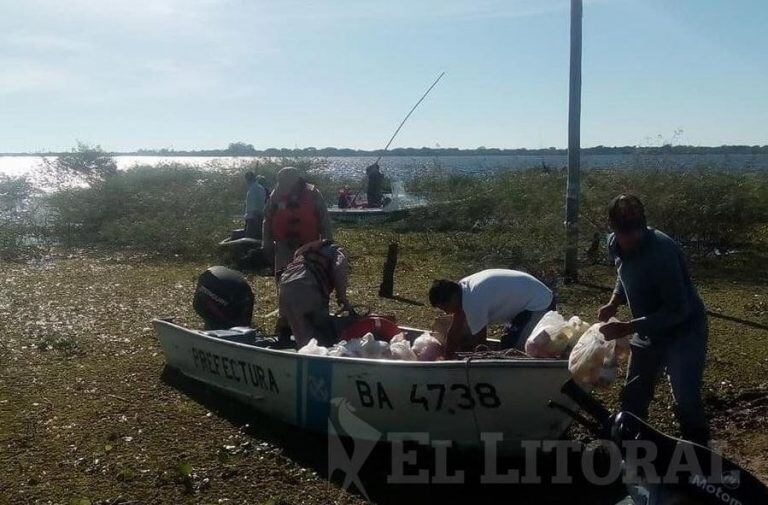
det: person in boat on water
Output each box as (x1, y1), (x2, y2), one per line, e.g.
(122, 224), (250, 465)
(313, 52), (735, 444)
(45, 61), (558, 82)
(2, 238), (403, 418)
(243, 171), (266, 239)
(365, 162), (385, 208)
(337, 185), (351, 209)
(597, 194), (710, 446)
(428, 269), (554, 356)
(262, 167), (333, 280)
(279, 239), (350, 348)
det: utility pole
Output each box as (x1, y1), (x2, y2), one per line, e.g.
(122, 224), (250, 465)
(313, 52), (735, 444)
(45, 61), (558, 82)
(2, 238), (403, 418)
(564, 0), (583, 282)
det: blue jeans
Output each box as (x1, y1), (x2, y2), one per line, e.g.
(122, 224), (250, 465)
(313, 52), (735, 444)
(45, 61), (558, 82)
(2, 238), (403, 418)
(620, 314), (709, 445)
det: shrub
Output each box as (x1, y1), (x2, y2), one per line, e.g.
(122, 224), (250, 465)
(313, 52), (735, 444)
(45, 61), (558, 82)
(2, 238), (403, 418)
(402, 168), (768, 265)
(40, 142), (118, 187)
(43, 159), (332, 257)
(0, 175), (45, 259)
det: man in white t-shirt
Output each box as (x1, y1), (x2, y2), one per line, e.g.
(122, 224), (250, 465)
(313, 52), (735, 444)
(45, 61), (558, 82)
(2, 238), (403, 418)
(428, 269), (554, 356)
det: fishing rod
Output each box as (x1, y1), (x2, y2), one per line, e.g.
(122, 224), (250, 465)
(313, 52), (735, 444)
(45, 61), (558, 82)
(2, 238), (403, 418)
(349, 72), (445, 207)
(374, 71), (445, 164)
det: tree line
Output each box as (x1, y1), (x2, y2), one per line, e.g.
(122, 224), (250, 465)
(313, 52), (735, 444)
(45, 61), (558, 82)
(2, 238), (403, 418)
(4, 142), (768, 158)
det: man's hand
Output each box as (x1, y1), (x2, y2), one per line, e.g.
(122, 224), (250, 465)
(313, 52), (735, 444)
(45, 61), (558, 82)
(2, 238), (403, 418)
(600, 321), (633, 341)
(597, 303), (619, 322)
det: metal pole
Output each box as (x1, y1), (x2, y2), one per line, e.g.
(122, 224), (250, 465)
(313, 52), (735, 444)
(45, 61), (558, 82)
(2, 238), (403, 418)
(564, 0), (582, 282)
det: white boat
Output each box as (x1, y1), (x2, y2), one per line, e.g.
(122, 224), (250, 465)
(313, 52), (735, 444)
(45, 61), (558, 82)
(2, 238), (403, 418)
(155, 319), (578, 450)
(329, 181), (426, 224)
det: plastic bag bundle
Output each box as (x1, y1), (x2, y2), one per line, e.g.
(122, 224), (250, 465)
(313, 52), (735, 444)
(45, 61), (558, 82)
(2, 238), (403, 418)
(568, 320), (630, 386)
(328, 340), (350, 357)
(390, 339), (418, 361)
(299, 332), (444, 362)
(390, 332), (406, 343)
(359, 333), (392, 360)
(525, 311), (571, 358)
(412, 333), (445, 361)
(298, 338), (329, 356)
(565, 316), (591, 345)
(525, 311), (594, 358)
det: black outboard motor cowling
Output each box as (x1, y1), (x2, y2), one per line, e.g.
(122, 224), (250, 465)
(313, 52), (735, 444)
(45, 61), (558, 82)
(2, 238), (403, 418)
(193, 266), (254, 329)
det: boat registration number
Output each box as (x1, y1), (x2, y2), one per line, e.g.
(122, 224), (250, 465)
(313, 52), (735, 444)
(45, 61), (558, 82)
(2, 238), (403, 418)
(355, 380), (501, 411)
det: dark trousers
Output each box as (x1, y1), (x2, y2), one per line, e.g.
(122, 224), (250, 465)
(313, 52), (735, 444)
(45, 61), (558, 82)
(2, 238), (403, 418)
(620, 315), (710, 445)
(244, 218), (262, 239)
(367, 191), (383, 208)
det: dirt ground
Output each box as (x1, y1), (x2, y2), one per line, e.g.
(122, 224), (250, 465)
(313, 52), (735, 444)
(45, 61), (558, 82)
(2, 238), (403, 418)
(1, 229), (767, 504)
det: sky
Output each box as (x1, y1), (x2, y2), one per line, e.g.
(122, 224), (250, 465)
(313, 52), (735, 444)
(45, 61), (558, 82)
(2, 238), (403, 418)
(1, 0), (767, 152)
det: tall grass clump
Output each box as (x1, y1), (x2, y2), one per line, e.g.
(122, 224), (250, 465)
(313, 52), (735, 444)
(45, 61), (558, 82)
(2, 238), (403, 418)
(42, 152), (327, 257)
(401, 168), (768, 271)
(0, 175), (46, 260)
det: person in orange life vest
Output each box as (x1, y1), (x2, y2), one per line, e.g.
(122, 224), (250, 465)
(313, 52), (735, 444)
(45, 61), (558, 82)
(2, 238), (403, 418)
(262, 167), (333, 281)
(279, 239), (350, 348)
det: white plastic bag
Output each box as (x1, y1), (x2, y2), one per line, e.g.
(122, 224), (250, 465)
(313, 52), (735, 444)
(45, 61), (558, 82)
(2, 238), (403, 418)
(328, 340), (350, 357)
(359, 333), (392, 360)
(568, 323), (610, 384)
(343, 338), (364, 358)
(529, 311), (566, 339)
(390, 339), (418, 361)
(412, 333), (445, 361)
(568, 320), (630, 386)
(525, 311), (573, 358)
(565, 316), (591, 345)
(298, 338), (329, 356)
(390, 332), (406, 344)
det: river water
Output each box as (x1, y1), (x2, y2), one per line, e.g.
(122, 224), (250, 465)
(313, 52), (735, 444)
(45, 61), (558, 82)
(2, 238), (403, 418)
(2, 153), (766, 181)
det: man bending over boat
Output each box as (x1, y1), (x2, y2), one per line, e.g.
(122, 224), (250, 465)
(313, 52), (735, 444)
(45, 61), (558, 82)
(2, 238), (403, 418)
(279, 239), (351, 348)
(428, 269), (554, 356)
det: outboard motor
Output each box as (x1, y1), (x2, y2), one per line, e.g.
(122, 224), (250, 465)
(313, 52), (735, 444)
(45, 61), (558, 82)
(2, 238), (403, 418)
(193, 266), (254, 330)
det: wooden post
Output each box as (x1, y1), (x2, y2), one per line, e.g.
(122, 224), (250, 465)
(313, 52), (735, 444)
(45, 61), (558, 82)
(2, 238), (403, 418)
(564, 0), (583, 283)
(379, 243), (399, 298)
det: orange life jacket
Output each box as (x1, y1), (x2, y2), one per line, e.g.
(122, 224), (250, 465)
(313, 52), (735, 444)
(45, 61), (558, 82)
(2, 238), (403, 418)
(270, 185), (320, 244)
(340, 316), (400, 342)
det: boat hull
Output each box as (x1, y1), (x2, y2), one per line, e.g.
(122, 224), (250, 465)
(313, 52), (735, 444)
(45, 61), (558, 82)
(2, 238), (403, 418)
(154, 319), (577, 449)
(328, 207), (409, 224)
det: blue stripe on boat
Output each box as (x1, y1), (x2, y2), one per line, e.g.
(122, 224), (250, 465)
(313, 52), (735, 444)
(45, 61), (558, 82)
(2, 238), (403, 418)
(295, 357), (304, 427)
(305, 358), (333, 433)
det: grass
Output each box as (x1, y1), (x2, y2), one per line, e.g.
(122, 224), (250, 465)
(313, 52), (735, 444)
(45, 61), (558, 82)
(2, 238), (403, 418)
(1, 224), (767, 504)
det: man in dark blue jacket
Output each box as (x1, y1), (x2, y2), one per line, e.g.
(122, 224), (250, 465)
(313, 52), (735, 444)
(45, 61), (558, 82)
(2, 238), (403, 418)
(598, 194), (709, 446)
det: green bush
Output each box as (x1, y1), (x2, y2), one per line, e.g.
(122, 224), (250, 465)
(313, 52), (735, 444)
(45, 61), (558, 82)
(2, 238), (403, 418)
(43, 159), (334, 257)
(12, 146), (768, 267)
(40, 142), (118, 187)
(0, 175), (45, 259)
(581, 169), (768, 254)
(402, 168), (768, 266)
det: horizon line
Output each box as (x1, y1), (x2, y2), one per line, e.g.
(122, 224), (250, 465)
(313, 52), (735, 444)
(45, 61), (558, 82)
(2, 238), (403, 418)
(3, 143), (768, 156)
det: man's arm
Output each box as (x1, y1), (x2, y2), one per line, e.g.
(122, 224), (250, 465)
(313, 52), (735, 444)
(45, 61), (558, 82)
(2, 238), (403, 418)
(313, 188), (334, 241)
(444, 310), (470, 357)
(598, 277), (626, 322)
(631, 247), (693, 335)
(253, 185), (266, 214)
(332, 249), (350, 308)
